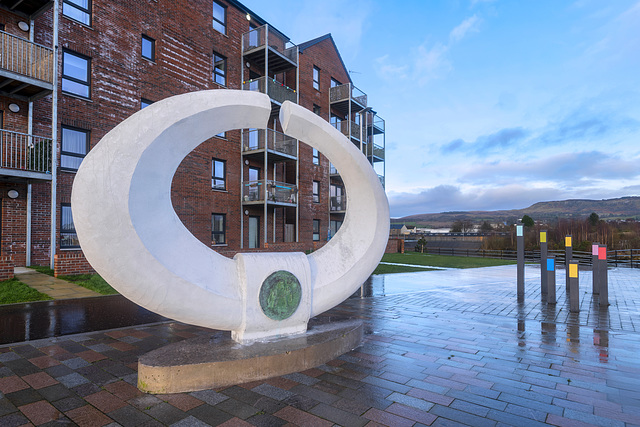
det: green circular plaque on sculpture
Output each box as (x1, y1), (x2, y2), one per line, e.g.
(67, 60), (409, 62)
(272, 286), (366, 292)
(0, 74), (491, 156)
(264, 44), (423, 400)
(259, 271), (302, 320)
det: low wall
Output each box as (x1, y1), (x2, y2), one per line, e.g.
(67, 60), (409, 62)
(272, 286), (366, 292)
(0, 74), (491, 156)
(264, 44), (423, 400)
(54, 252), (95, 277)
(0, 256), (14, 281)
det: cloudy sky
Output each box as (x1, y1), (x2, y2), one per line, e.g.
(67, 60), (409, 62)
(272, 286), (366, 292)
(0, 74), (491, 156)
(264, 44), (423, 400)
(241, 0), (640, 218)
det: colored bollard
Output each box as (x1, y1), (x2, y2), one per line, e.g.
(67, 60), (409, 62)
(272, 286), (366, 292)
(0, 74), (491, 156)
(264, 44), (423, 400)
(565, 235), (572, 292)
(591, 242), (599, 295)
(546, 256), (556, 304)
(569, 261), (579, 312)
(517, 224), (524, 302)
(598, 245), (609, 307)
(540, 231), (548, 297)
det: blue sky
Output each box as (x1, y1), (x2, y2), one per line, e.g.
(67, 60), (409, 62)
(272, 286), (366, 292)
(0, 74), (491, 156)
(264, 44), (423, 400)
(241, 0), (640, 218)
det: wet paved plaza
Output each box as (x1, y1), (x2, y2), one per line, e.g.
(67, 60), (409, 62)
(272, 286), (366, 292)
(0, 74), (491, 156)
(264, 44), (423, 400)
(1, 265), (640, 426)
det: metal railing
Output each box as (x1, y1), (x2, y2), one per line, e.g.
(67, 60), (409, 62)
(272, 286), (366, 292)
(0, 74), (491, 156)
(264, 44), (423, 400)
(329, 83), (367, 108)
(242, 180), (297, 204)
(330, 196), (346, 212)
(378, 174), (385, 187)
(242, 24), (298, 65)
(368, 115), (385, 135)
(243, 76), (297, 105)
(0, 30), (54, 83)
(242, 129), (296, 157)
(366, 142), (385, 160)
(0, 129), (52, 174)
(332, 120), (361, 140)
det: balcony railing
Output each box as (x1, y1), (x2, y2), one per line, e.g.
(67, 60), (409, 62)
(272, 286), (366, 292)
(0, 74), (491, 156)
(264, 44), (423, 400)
(0, 129), (52, 175)
(332, 120), (361, 140)
(242, 24), (298, 65)
(330, 196), (346, 212)
(378, 175), (385, 187)
(242, 180), (297, 204)
(242, 129), (296, 158)
(329, 83), (367, 108)
(0, 30), (53, 84)
(366, 143), (385, 160)
(243, 76), (297, 105)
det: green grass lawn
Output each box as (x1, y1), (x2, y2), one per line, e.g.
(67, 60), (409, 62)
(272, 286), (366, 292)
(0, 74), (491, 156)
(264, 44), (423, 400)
(0, 278), (53, 304)
(377, 252), (516, 273)
(372, 263), (437, 275)
(59, 274), (118, 295)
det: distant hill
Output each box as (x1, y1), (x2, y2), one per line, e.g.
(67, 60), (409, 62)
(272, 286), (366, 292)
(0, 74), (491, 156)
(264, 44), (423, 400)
(393, 196), (640, 227)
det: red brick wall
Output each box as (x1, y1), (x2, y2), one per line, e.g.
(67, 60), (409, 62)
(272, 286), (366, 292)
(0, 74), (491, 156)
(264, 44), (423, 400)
(385, 238), (402, 254)
(0, 256), (14, 281)
(54, 251), (95, 277)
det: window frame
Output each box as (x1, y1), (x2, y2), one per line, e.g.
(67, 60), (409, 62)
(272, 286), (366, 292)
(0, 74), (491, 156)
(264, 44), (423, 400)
(212, 158), (226, 190)
(313, 66), (320, 90)
(211, 213), (226, 245)
(312, 180), (320, 203)
(62, 49), (91, 99)
(62, 0), (91, 26)
(213, 52), (227, 86)
(141, 98), (153, 109)
(60, 203), (80, 249)
(313, 104), (321, 116)
(313, 219), (320, 241)
(141, 34), (155, 61)
(312, 148), (319, 165)
(61, 125), (89, 172)
(212, 1), (227, 34)
(331, 78), (341, 88)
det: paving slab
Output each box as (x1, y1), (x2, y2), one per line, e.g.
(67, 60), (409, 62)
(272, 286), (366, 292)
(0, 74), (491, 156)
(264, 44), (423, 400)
(1, 265), (639, 426)
(14, 270), (100, 299)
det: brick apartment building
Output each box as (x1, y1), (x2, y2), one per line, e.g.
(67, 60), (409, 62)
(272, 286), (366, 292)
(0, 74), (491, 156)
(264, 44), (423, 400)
(0, 0), (386, 279)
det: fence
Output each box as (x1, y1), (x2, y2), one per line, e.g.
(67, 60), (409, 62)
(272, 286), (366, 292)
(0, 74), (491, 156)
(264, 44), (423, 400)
(0, 30), (54, 83)
(421, 247), (640, 268)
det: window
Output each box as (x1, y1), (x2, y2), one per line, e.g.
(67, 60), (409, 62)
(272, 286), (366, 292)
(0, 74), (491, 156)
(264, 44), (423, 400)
(313, 219), (320, 241)
(330, 114), (341, 130)
(61, 204), (79, 248)
(63, 0), (90, 25)
(313, 104), (321, 116)
(212, 1), (226, 34)
(142, 35), (155, 61)
(212, 213), (226, 245)
(62, 50), (90, 98)
(331, 78), (341, 88)
(213, 52), (226, 86)
(313, 66), (320, 90)
(212, 158), (226, 190)
(312, 181), (320, 203)
(61, 126), (88, 171)
(330, 220), (342, 238)
(312, 148), (319, 165)
(141, 98), (153, 109)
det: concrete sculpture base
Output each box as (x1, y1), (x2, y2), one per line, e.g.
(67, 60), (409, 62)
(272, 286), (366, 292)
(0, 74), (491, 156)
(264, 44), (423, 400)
(137, 320), (363, 394)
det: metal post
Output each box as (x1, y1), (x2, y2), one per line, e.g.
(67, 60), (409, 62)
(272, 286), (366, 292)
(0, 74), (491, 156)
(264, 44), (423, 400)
(50, 0), (59, 270)
(565, 235), (572, 292)
(546, 256), (556, 304)
(540, 230), (547, 297)
(517, 224), (524, 302)
(591, 242), (599, 295)
(598, 245), (609, 307)
(569, 260), (579, 312)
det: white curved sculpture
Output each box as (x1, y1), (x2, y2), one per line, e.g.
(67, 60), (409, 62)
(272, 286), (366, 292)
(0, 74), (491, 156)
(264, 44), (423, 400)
(71, 90), (389, 343)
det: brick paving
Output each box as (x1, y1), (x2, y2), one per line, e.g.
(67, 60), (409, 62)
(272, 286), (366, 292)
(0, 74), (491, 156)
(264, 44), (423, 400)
(1, 264), (639, 426)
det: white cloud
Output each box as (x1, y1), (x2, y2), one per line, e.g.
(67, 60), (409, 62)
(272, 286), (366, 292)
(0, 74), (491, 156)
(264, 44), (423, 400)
(449, 15), (480, 42)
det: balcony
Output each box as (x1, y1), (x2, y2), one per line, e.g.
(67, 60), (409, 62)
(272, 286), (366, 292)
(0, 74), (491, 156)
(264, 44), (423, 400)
(0, 129), (52, 180)
(242, 180), (297, 206)
(332, 120), (361, 141)
(368, 115), (385, 136)
(242, 128), (297, 161)
(330, 196), (346, 213)
(242, 24), (298, 74)
(366, 142), (385, 161)
(0, 30), (53, 101)
(243, 76), (296, 109)
(0, 0), (53, 19)
(329, 83), (367, 116)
